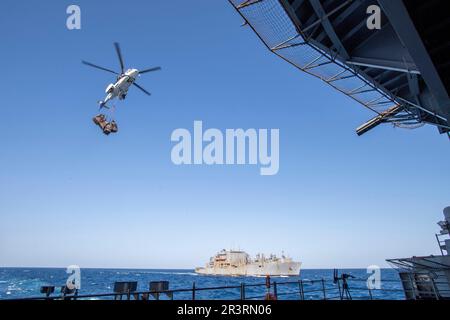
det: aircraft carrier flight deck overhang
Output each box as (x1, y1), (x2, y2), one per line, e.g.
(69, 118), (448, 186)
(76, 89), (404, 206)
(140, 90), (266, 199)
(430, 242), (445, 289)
(229, 0), (450, 137)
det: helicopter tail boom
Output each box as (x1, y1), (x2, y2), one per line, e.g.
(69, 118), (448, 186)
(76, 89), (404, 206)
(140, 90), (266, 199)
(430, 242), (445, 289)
(98, 100), (110, 110)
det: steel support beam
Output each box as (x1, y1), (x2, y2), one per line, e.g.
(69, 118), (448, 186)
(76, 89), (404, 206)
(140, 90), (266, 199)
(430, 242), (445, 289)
(291, 0), (306, 11)
(309, 0), (350, 59)
(346, 57), (420, 74)
(316, 0), (364, 43)
(378, 0), (450, 125)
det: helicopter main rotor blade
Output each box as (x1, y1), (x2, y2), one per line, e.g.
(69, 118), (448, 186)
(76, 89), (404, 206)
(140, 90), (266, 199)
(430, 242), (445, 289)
(133, 82), (151, 96)
(82, 61), (119, 75)
(114, 42), (125, 74)
(139, 66), (162, 74)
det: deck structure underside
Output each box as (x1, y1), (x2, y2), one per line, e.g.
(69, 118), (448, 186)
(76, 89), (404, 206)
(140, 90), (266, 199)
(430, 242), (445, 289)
(229, 0), (450, 136)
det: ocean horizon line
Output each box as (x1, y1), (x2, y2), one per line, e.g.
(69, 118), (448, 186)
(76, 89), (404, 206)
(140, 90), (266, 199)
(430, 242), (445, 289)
(0, 266), (392, 270)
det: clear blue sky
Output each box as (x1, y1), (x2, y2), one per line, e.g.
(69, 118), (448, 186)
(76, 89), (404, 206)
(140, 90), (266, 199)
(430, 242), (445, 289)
(0, 0), (448, 269)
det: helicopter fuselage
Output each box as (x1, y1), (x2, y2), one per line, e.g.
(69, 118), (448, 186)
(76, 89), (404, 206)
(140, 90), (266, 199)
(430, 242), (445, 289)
(83, 42), (159, 111)
(102, 68), (139, 106)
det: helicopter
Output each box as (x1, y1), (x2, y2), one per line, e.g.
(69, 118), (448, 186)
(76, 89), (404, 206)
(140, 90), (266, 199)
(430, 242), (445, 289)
(82, 42), (161, 110)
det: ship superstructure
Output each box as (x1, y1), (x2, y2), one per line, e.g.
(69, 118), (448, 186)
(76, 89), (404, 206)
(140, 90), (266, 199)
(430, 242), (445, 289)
(387, 207), (450, 300)
(195, 250), (301, 276)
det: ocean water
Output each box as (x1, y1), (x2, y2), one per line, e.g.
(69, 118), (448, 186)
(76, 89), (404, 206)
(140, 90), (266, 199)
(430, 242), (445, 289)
(0, 268), (405, 300)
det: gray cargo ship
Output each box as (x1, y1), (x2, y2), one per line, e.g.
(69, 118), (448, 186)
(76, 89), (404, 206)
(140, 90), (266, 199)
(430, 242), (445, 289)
(195, 250), (301, 277)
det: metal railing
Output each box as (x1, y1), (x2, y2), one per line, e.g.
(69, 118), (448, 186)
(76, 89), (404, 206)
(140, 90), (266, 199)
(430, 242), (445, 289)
(6, 278), (407, 301)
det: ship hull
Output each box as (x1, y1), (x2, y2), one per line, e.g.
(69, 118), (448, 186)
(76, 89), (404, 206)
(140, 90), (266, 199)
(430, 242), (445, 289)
(195, 262), (301, 277)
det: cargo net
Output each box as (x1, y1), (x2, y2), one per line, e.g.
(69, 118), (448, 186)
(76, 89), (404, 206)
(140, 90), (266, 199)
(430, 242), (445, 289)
(230, 0), (407, 116)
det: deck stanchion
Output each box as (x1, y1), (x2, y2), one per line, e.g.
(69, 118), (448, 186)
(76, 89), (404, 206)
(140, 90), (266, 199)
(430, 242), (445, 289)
(240, 283), (245, 300)
(298, 280), (305, 300)
(407, 273), (416, 300)
(321, 279), (326, 300)
(273, 282), (278, 300)
(337, 278), (343, 300)
(192, 282), (196, 300)
(430, 278), (440, 300)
